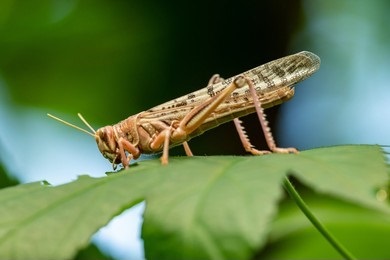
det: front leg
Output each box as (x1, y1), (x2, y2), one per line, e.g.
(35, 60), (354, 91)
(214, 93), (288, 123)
(117, 137), (141, 168)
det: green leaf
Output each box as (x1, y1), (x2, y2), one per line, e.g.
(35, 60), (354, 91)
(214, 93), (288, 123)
(74, 243), (113, 260)
(142, 145), (389, 259)
(142, 156), (286, 260)
(0, 145), (388, 259)
(0, 172), (158, 259)
(289, 145), (389, 212)
(259, 190), (390, 259)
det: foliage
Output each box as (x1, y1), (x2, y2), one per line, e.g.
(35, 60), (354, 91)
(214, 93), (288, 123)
(0, 145), (388, 259)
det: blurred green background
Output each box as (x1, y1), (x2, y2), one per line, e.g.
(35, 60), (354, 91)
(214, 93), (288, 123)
(0, 0), (389, 259)
(0, 0), (309, 158)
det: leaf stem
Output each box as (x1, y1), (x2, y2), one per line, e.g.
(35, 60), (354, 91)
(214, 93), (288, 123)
(283, 176), (357, 260)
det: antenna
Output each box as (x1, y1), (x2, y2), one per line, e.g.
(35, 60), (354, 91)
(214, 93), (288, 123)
(77, 113), (96, 134)
(47, 113), (95, 137)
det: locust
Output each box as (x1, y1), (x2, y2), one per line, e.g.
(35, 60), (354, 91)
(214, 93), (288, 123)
(48, 51), (320, 169)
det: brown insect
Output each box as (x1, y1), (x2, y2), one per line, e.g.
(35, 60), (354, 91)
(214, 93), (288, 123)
(48, 51), (320, 169)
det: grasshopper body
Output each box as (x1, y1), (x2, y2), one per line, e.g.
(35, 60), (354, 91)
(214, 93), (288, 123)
(49, 51), (320, 169)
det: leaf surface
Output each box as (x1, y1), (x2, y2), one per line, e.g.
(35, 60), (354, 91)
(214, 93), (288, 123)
(0, 145), (387, 259)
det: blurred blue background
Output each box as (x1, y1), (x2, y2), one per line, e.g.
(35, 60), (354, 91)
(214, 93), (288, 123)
(0, 0), (389, 259)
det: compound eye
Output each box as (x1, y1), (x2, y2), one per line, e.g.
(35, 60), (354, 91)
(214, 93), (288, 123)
(99, 131), (108, 143)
